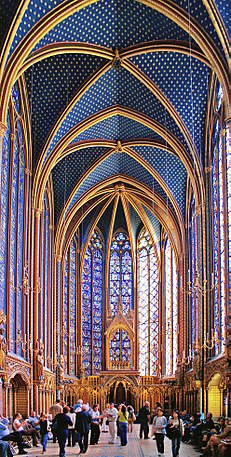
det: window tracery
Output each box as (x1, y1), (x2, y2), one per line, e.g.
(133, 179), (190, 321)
(164, 236), (178, 376)
(137, 228), (159, 376)
(82, 229), (103, 375)
(109, 230), (132, 316)
(212, 85), (226, 354)
(64, 235), (78, 374)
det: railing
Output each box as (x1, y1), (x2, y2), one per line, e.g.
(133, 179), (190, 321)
(109, 361), (131, 370)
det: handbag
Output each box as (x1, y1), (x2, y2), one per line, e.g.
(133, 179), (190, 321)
(132, 413), (136, 422)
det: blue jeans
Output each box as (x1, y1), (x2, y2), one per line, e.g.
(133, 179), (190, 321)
(41, 433), (49, 451)
(0, 441), (9, 457)
(119, 422), (128, 446)
(171, 436), (181, 457)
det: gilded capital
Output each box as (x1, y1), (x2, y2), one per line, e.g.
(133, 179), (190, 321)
(0, 122), (7, 138)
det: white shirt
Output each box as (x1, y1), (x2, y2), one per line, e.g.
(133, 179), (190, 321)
(13, 419), (24, 432)
(108, 407), (118, 422)
(67, 412), (76, 429)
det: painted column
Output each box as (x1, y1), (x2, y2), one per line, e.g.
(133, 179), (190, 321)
(32, 207), (41, 412)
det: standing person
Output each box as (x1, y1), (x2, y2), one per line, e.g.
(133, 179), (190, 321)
(90, 404), (101, 445)
(54, 406), (72, 457)
(152, 408), (167, 457)
(138, 401), (150, 439)
(101, 404), (110, 432)
(38, 413), (49, 454)
(67, 407), (76, 447)
(168, 409), (184, 457)
(75, 405), (91, 454)
(127, 405), (135, 433)
(107, 403), (118, 444)
(116, 405), (122, 438)
(118, 404), (128, 446)
(49, 399), (63, 443)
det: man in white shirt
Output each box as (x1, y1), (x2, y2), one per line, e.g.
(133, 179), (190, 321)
(107, 403), (118, 444)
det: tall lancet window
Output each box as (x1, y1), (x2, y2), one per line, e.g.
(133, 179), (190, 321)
(227, 126), (231, 324)
(0, 117), (11, 315)
(212, 85), (226, 354)
(109, 230), (132, 316)
(137, 228), (159, 376)
(188, 195), (198, 355)
(39, 190), (53, 366)
(82, 229), (103, 376)
(164, 237), (178, 376)
(64, 233), (78, 374)
(7, 102), (26, 355)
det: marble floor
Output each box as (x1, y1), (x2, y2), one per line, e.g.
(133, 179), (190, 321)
(26, 425), (201, 457)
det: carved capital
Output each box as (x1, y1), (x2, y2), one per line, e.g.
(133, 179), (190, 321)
(0, 122), (7, 138)
(33, 208), (42, 218)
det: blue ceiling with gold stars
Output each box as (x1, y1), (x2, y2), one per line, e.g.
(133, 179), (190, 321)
(2, 0), (229, 244)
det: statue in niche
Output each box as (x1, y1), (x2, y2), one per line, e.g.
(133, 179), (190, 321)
(35, 340), (44, 380)
(0, 325), (7, 370)
(193, 350), (201, 380)
(57, 355), (64, 384)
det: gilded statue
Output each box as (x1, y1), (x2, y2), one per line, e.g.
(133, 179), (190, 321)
(35, 341), (44, 380)
(0, 325), (7, 370)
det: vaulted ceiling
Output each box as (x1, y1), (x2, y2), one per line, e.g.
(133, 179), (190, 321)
(1, 0), (230, 252)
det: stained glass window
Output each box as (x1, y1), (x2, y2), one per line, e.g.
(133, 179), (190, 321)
(63, 235), (77, 374)
(0, 89), (27, 355)
(137, 228), (159, 376)
(82, 229), (103, 375)
(0, 118), (10, 315)
(109, 329), (132, 369)
(212, 85), (226, 354)
(164, 237), (178, 376)
(109, 230), (132, 316)
(188, 196), (198, 357)
(227, 126), (231, 319)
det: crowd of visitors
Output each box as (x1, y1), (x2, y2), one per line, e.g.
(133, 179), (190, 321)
(0, 401), (230, 457)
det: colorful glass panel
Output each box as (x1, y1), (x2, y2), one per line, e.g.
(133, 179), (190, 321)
(63, 253), (69, 370)
(0, 119), (10, 314)
(10, 133), (19, 352)
(212, 95), (226, 355)
(227, 127), (231, 320)
(165, 239), (172, 376)
(138, 229), (159, 376)
(109, 329), (132, 367)
(69, 238), (77, 374)
(189, 196), (198, 356)
(12, 83), (20, 113)
(109, 231), (132, 316)
(165, 237), (178, 376)
(82, 230), (103, 375)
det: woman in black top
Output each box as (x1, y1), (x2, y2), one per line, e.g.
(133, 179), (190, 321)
(53, 406), (72, 457)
